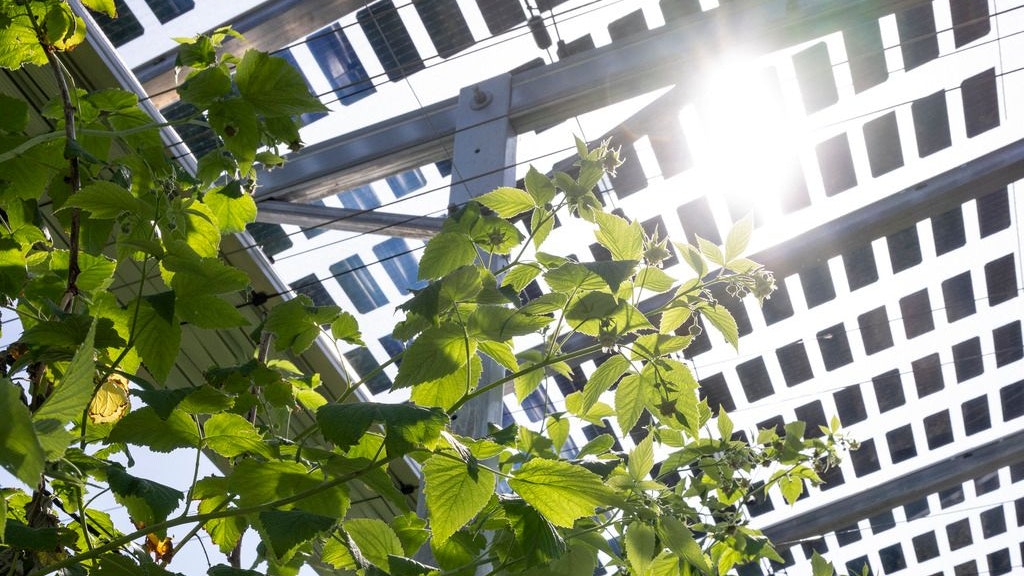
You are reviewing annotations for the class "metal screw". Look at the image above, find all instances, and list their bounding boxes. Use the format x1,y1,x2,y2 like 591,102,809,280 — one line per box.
470,86,492,110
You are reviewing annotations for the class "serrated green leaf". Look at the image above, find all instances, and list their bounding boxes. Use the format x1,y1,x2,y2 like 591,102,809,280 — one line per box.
236,51,328,116
431,530,486,571
410,354,482,410
477,187,535,218
391,513,429,557
702,304,739,350
175,294,248,328
508,459,618,528
106,464,184,527
580,355,629,413
501,263,541,293
32,320,95,426
615,374,645,433
502,497,566,566
259,509,335,561
478,340,518,372
62,181,140,219
205,181,256,234
208,97,258,170
630,334,692,360
594,212,643,261
419,232,477,281
531,208,555,249
178,66,232,109
331,311,364,345
628,434,654,480
422,455,495,543
524,166,556,206
203,413,273,458
724,216,753,263
625,522,656,576
635,266,674,293
674,242,707,278
208,565,264,576
108,407,200,452
49,251,116,295
659,516,710,573
810,552,835,576
659,306,691,335
695,236,724,266
81,0,117,18
317,402,447,457
229,460,349,517
469,306,552,342
0,93,28,133
344,518,404,570
321,532,359,570
546,415,570,453
131,292,180,382
265,296,339,354
717,410,734,439
394,324,475,388
0,379,45,487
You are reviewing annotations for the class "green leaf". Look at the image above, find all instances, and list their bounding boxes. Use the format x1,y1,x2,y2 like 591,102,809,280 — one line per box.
0,10,47,69
236,51,328,116
203,413,273,458
478,340,518,372
575,434,614,459
394,324,476,388
0,379,46,486
658,306,691,335
208,566,264,576
132,292,181,382
695,236,724,266
477,187,535,218
579,355,629,414
410,354,482,411
508,459,618,528
518,293,567,315
193,477,247,554
659,516,711,573
702,304,739,350
630,334,691,360
178,66,232,109
628,434,654,480
810,552,836,576
635,266,674,293
391,513,429,557
331,311,364,345
524,166,556,206
545,261,636,294
49,251,117,295
265,296,339,354
163,244,249,296
501,263,541,293
317,402,447,457
724,216,753,263
717,410,734,439
321,532,358,570
81,0,117,18
531,208,555,249
108,407,200,452
625,522,656,576
502,498,566,566
422,454,495,543
259,509,335,561
106,464,184,527
229,460,349,517
615,374,645,433
208,98,259,169
431,530,486,571
175,294,248,329
0,93,28,132
418,232,477,281
469,306,552,341
344,518,404,570
205,181,257,234
594,212,643,261
33,319,95,426
673,242,707,278
65,181,140,218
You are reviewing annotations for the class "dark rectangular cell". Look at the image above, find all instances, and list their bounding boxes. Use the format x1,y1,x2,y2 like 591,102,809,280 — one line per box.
835,523,861,545
864,111,904,177
793,42,839,113
736,357,773,402
878,543,906,573
358,0,425,82
290,275,335,307
816,133,857,196
942,272,976,322
588,242,611,262
93,0,145,47
801,538,828,558
745,482,774,517
924,410,954,449
904,498,929,520
659,0,702,21
818,323,853,371
844,18,888,93
556,34,594,58
976,472,1000,495
834,385,867,425
757,416,785,438
985,254,1018,306
896,3,939,71
946,518,973,550
885,424,916,463
344,348,392,395
794,401,827,438
475,0,526,34
844,244,878,290
761,280,794,325
872,369,905,412
912,90,951,157
931,208,966,255
553,366,586,396
913,353,944,397
1000,380,1024,420
953,337,983,382
940,486,965,508
648,121,692,178
850,438,880,476
845,556,872,576
681,316,711,358
977,188,1011,237
887,226,922,273
412,0,475,59
988,549,1012,576
610,139,647,198
912,531,939,562
951,0,991,47
536,0,570,11
962,395,991,435
900,289,934,339
962,68,1000,138
776,341,814,386
800,262,836,308
246,222,293,259
145,0,194,24
608,10,647,41
676,196,720,244
954,562,977,576
818,465,844,491
641,215,678,268
858,306,893,355
699,372,735,412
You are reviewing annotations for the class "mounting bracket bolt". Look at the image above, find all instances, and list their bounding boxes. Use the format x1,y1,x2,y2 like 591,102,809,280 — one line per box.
470,86,492,110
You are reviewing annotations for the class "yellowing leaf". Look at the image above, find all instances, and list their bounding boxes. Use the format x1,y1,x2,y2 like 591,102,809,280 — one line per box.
88,374,131,424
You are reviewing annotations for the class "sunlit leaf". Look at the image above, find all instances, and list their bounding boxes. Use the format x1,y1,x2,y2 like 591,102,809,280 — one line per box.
422,455,495,543
508,459,619,528
477,187,535,218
